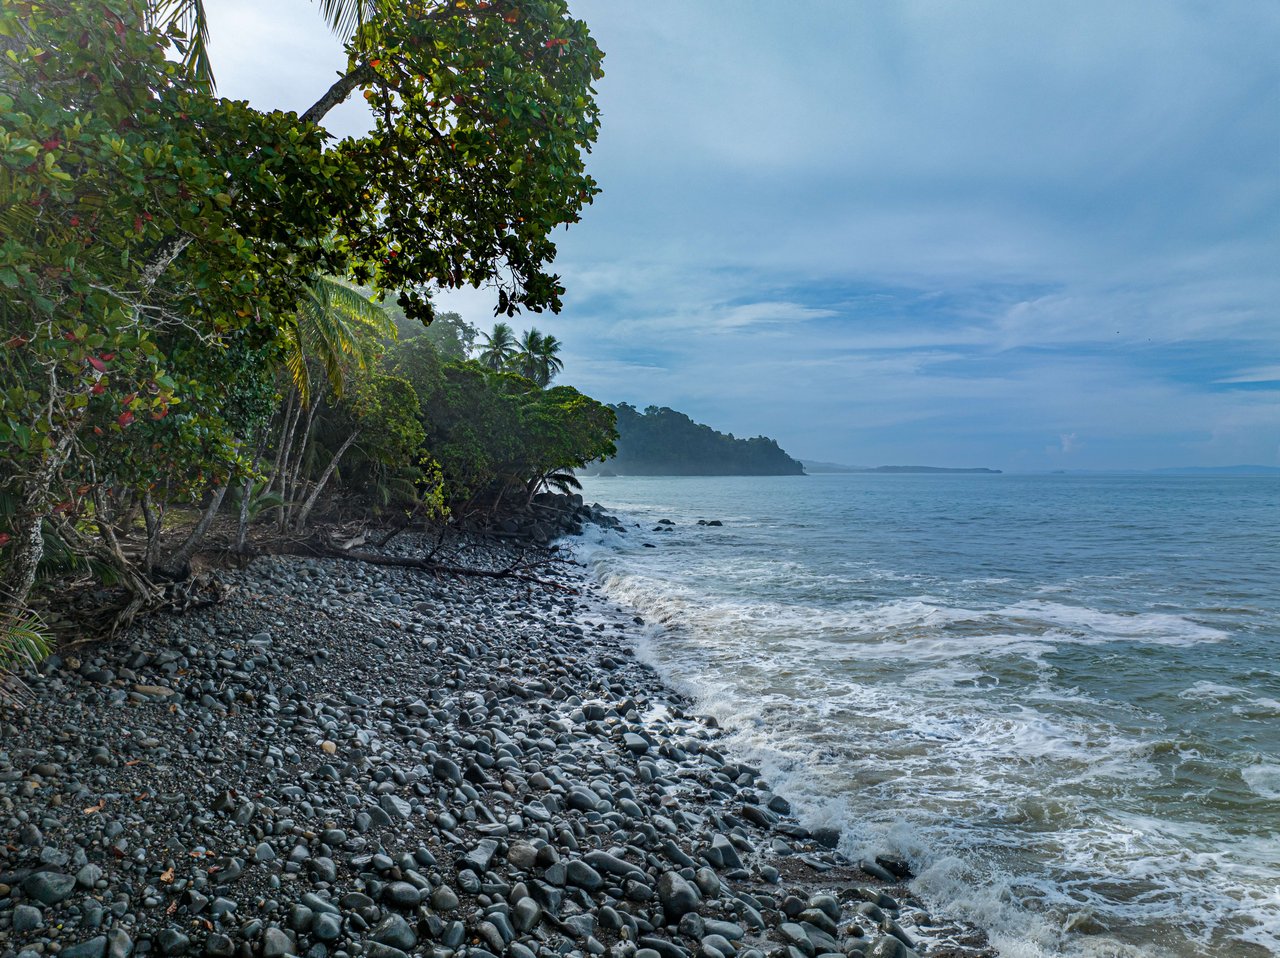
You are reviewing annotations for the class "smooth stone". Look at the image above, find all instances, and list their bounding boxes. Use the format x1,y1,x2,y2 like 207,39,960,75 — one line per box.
383,882,421,908
312,913,342,942
657,871,699,921
22,871,77,905
13,904,44,932
61,937,108,958
372,915,417,951
157,929,192,957
204,936,235,958
430,886,459,911
566,860,604,891
262,928,295,957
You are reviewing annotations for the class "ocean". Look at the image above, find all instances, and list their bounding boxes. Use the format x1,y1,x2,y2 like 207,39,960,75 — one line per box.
568,473,1280,958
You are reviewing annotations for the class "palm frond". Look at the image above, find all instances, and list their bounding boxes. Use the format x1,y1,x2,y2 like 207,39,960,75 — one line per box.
313,0,383,45
150,0,216,90
0,606,51,708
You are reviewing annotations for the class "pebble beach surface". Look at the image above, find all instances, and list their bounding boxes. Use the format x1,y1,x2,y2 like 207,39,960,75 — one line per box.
0,531,994,958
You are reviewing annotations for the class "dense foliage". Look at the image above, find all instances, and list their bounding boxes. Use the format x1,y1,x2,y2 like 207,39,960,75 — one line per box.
600,404,805,476
0,0,610,624
385,336,615,518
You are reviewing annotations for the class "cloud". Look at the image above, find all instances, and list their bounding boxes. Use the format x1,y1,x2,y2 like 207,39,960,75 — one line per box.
1217,365,1280,384
209,0,1280,469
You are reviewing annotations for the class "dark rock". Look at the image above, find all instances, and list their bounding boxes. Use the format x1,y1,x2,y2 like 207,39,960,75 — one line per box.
61,937,108,958
262,927,295,957
371,915,417,951
156,928,192,957
657,871,699,921
22,871,77,905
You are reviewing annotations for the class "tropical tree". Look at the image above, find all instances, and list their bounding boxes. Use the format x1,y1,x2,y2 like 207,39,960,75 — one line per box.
537,332,566,387
287,277,394,405
478,322,518,371
514,328,545,383
1,0,604,621
512,328,565,387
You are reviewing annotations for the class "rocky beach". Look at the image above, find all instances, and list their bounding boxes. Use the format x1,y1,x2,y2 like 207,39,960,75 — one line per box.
0,526,994,958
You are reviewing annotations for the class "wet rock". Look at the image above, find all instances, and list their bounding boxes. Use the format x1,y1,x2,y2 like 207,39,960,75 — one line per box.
13,904,44,932
23,871,77,905
658,871,699,921
372,914,417,951
61,937,108,958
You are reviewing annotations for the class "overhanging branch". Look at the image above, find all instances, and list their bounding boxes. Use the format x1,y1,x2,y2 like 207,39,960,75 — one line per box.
302,62,377,126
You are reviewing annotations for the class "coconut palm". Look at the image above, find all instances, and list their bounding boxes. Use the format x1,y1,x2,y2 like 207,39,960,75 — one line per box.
536,332,565,387
513,328,564,387
512,328,544,382
286,276,394,405
478,322,518,371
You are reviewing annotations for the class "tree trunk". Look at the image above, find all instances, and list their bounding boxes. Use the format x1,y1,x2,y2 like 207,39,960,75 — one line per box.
293,428,360,533
266,391,301,498
0,425,77,615
141,490,164,574
283,401,319,528
161,485,228,579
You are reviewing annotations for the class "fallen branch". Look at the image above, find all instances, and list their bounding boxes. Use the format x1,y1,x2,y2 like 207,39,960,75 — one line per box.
280,541,577,593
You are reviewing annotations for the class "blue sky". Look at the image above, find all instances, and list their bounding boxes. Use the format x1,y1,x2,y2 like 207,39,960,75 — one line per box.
210,1,1280,469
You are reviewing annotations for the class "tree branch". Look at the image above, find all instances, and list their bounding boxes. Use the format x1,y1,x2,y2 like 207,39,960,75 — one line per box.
302,62,377,126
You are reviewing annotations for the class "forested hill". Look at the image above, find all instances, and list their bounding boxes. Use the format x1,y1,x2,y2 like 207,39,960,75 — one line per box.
595,404,805,476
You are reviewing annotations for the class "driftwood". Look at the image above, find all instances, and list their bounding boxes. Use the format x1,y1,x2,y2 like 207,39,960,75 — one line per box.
278,539,577,593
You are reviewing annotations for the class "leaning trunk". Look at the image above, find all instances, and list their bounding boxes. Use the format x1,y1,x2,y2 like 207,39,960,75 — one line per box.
293,428,360,533
161,485,228,579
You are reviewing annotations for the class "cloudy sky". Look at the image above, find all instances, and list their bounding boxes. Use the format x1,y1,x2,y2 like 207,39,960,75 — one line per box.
209,1,1280,470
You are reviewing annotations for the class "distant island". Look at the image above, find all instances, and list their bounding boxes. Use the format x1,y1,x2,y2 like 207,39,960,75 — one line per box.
586,404,805,476
801,460,1002,474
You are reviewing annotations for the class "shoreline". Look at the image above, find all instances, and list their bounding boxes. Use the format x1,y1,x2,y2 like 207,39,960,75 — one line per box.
0,528,994,958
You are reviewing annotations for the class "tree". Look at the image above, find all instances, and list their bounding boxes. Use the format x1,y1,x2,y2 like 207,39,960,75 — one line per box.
478,322,518,371
536,332,565,387
1,0,605,614
0,1,360,610
288,277,395,405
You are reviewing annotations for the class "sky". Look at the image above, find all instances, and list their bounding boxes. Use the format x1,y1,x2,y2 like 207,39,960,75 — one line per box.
207,1,1280,470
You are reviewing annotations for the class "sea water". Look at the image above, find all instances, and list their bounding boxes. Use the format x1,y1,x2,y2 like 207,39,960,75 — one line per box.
569,473,1280,957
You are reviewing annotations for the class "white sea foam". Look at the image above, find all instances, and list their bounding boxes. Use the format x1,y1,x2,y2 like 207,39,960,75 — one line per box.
565,505,1280,958
1242,762,1280,800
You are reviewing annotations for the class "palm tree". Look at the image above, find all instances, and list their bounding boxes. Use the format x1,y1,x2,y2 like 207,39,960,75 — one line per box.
478,322,518,371
536,332,565,387
286,276,394,405
267,277,393,531
513,327,545,383
513,328,564,387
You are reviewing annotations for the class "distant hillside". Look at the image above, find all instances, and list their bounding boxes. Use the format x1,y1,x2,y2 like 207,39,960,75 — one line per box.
592,404,804,476
800,460,1002,475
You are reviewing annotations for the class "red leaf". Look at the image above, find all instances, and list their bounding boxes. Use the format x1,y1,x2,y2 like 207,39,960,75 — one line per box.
117,410,134,427
0,533,11,548
91,383,106,395
101,352,115,360
87,356,106,372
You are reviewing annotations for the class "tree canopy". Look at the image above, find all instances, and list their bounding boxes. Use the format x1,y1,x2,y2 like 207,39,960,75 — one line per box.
0,0,609,620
